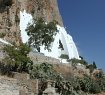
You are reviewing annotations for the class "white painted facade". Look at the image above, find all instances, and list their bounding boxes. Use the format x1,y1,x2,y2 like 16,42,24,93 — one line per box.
20,10,80,62
20,10,32,43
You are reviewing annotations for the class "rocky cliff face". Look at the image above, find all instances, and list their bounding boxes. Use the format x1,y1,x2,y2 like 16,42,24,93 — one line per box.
0,0,63,44
19,0,63,26
0,0,21,45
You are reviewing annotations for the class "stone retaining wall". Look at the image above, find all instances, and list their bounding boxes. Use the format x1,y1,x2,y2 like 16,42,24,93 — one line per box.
0,73,38,95
0,76,19,95
29,52,60,64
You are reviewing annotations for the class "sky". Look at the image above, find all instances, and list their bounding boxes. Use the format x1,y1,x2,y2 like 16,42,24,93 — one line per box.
58,0,105,71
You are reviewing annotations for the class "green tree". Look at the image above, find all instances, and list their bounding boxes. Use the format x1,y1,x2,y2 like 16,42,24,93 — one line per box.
93,61,97,69
60,54,69,59
2,43,32,73
86,62,97,73
58,40,64,50
26,18,58,52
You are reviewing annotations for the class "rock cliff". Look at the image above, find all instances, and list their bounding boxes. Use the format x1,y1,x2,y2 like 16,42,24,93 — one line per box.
0,0,20,45
0,0,63,44
19,0,63,26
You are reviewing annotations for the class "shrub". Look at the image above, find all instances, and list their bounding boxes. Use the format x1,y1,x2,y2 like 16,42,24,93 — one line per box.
55,74,105,95
0,62,13,77
30,63,60,81
0,33,6,38
60,54,69,59
68,58,88,66
2,43,32,73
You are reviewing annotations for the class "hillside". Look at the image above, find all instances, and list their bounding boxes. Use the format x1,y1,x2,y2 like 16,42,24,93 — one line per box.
0,0,105,95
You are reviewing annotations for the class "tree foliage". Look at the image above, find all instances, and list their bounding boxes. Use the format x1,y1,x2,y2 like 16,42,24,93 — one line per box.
29,62,105,95
2,43,32,73
68,58,88,67
26,18,58,52
0,33,6,38
30,63,61,81
58,40,64,50
55,74,105,95
60,54,69,59
86,62,97,73
93,61,97,69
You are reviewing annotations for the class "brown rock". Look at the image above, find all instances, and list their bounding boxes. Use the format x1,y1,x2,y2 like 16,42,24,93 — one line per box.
0,0,63,45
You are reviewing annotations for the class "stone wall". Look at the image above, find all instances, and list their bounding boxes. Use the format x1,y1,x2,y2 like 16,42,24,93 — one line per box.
29,52,90,78
0,77,19,95
29,52,60,64
0,73,38,95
